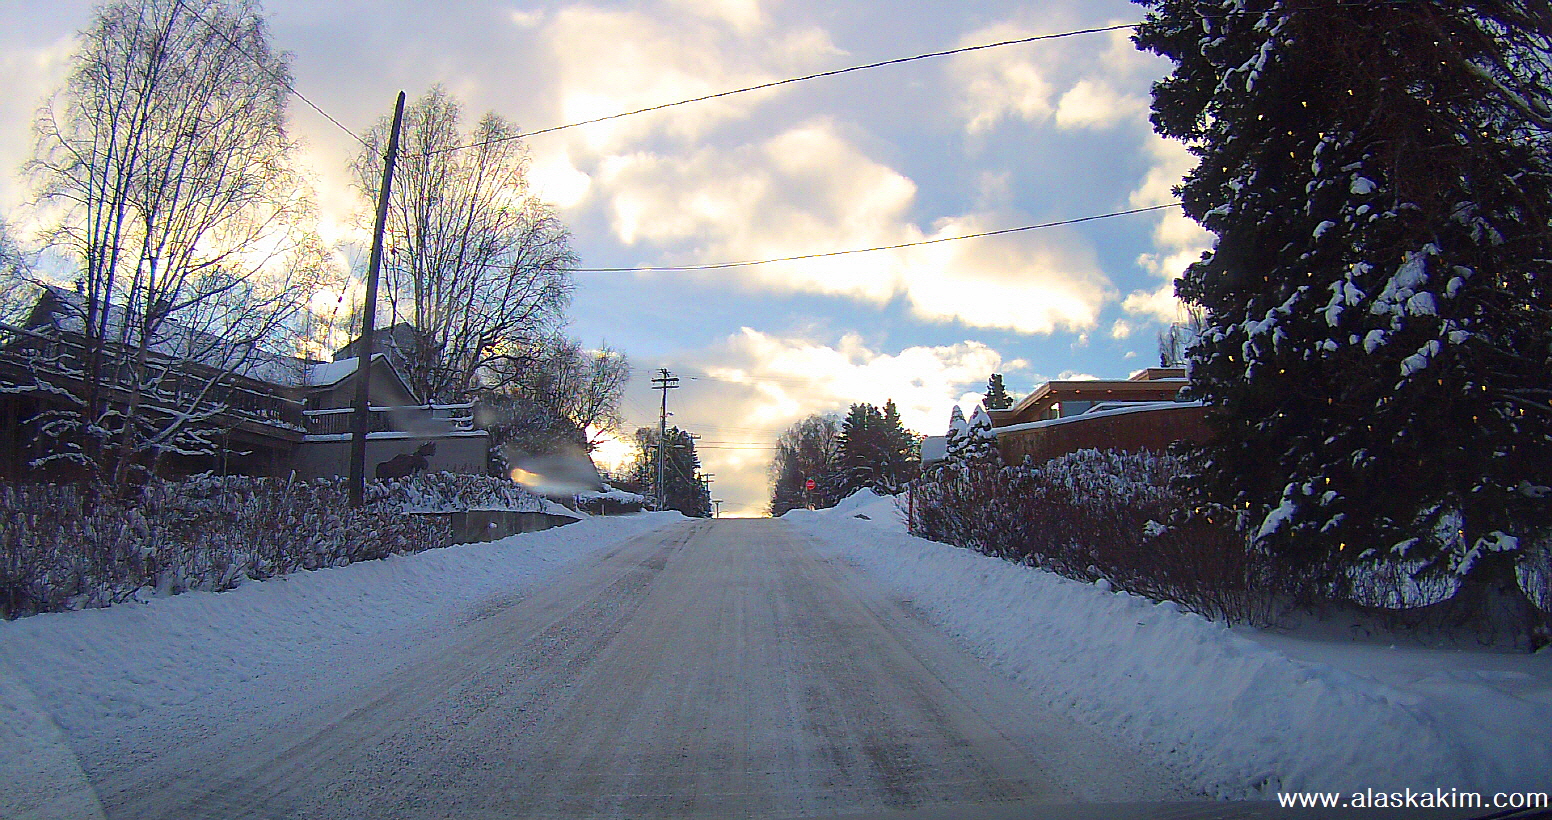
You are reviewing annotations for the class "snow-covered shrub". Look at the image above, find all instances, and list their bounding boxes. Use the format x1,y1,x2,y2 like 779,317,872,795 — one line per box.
907,448,1552,634
908,448,1274,624
0,476,450,619
574,485,644,515
385,471,547,513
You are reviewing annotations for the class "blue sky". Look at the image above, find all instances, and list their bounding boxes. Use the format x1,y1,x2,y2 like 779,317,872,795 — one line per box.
0,0,1210,514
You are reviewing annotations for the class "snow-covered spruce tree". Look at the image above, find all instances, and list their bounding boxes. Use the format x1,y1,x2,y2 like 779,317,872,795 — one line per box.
961,405,1001,466
943,405,969,466
1135,2,1552,592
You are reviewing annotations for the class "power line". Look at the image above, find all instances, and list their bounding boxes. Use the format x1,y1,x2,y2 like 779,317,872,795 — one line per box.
409,23,1137,158
572,203,1178,273
171,0,368,148
168,2,1415,161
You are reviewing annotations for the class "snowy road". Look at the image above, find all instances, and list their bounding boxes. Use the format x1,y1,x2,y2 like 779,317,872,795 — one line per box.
78,518,1183,819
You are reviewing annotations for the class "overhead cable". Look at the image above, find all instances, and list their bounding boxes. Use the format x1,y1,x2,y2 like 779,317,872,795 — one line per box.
408,23,1137,157
171,0,369,148
571,203,1179,273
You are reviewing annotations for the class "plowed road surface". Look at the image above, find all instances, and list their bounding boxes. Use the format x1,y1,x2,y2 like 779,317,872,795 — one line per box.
94,519,1185,818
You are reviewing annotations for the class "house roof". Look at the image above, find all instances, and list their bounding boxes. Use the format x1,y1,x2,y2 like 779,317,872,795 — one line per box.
304,357,362,387
24,284,309,387
303,352,420,405
994,368,1188,427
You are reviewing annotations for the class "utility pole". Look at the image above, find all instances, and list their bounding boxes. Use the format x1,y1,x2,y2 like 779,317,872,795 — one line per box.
700,472,714,517
712,499,723,518
349,91,406,508
651,368,679,511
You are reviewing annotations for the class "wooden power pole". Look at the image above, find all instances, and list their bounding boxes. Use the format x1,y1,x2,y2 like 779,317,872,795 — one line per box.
349,91,406,508
650,368,679,511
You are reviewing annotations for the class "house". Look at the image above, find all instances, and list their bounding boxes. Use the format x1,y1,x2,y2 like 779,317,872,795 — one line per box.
290,350,491,481
0,285,490,481
0,286,306,478
992,368,1211,465
920,367,1212,468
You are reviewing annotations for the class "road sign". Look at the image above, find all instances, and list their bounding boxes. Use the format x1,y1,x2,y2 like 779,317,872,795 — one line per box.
805,478,816,492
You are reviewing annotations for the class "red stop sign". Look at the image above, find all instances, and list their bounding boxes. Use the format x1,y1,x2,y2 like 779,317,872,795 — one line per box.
804,478,816,492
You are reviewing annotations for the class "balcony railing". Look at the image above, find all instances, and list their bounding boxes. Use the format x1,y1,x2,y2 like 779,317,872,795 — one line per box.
0,323,304,431
302,403,476,437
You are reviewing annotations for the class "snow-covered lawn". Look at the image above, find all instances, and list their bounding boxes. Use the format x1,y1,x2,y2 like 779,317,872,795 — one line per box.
0,512,682,820
787,490,1552,799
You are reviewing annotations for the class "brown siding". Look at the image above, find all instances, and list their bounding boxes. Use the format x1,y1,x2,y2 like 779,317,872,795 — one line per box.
996,404,1212,466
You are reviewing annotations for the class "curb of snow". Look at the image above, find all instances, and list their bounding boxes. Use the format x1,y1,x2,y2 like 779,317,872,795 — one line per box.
787,501,1549,798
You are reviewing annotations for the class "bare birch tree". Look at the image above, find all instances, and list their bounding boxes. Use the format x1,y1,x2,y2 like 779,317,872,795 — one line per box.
353,86,575,404
0,218,35,325
27,0,324,484
477,337,630,471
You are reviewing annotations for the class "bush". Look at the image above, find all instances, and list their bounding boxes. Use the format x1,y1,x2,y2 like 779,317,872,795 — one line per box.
906,449,1275,625
0,473,522,619
574,485,645,515
907,449,1552,638
388,471,549,512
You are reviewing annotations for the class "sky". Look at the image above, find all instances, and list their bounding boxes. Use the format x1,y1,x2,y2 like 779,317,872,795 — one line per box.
0,0,1211,516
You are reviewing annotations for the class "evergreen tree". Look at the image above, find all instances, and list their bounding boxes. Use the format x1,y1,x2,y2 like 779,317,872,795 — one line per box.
943,405,969,466
1136,2,1552,585
629,425,710,517
961,405,1001,465
880,399,921,491
984,374,1014,410
837,402,887,496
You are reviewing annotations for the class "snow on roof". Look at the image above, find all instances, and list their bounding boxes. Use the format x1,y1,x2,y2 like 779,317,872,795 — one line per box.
995,400,1204,435
305,357,363,387
920,435,947,464
30,284,307,386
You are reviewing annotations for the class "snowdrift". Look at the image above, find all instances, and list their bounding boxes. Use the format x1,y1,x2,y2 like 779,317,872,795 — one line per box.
787,491,1552,798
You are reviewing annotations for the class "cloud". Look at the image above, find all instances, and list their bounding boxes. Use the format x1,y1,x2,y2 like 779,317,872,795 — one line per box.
0,36,75,218
539,5,837,153
507,9,545,28
1054,79,1147,129
664,0,766,33
527,149,592,210
957,44,1054,134
595,119,1112,333
661,327,1019,515
1123,134,1213,322
950,21,1159,135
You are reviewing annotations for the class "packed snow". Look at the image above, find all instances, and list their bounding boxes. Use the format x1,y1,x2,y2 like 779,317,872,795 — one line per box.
0,512,682,819
786,490,1552,799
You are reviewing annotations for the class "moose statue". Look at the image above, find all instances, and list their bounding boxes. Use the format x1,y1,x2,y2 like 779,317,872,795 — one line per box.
375,442,436,481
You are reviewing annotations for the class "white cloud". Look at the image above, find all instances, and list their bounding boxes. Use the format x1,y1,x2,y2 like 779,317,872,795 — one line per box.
958,48,1054,134
664,0,766,33
540,6,837,153
527,149,592,210
1054,79,1147,129
1124,134,1213,323
949,20,1160,135
0,37,75,218
662,327,1017,515
904,213,1112,333
507,9,545,28
595,119,1111,334
702,327,1008,432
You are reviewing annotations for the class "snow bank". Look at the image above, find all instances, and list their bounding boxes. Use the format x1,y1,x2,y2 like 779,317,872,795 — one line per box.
787,495,1552,798
824,487,903,520
0,513,680,818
